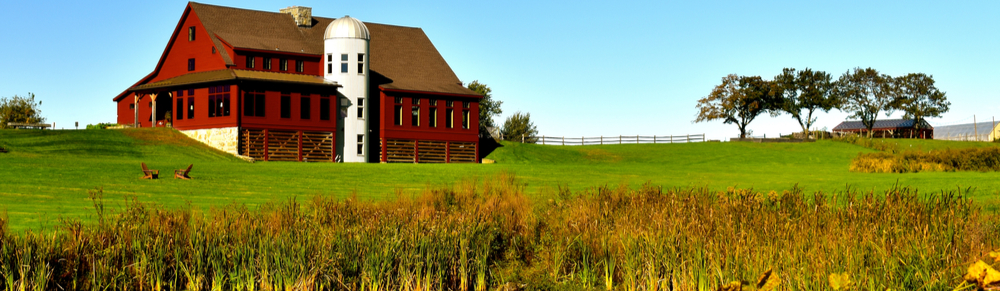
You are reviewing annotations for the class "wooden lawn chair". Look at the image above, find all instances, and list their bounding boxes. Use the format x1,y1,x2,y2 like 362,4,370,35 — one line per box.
141,163,159,179
174,164,193,180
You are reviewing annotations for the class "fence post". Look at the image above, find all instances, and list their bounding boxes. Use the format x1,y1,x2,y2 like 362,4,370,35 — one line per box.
542,135,545,145
636,135,639,144
654,135,657,144
582,136,584,146
619,135,622,144
600,136,603,145
562,136,565,146
687,134,690,143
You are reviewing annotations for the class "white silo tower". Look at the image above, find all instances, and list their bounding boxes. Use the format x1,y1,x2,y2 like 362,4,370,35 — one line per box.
324,16,370,163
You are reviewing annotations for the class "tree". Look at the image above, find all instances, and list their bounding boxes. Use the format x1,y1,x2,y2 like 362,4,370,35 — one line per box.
467,80,503,129
774,68,837,138
695,74,781,138
895,73,949,131
500,111,538,143
834,67,898,137
0,93,45,129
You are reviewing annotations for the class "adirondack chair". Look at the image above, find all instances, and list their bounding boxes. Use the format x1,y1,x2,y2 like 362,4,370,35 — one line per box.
141,163,159,179
174,164,193,180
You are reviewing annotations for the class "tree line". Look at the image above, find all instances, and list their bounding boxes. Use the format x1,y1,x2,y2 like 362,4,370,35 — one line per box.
695,67,950,138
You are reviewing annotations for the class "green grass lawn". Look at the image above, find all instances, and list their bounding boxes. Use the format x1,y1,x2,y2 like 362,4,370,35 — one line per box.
2,128,999,231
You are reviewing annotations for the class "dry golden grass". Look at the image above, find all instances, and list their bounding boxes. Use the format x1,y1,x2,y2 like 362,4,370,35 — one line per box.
1,173,999,290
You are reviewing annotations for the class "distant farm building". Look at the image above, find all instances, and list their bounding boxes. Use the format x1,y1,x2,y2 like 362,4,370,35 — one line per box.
933,121,1000,141
832,119,933,139
113,2,482,163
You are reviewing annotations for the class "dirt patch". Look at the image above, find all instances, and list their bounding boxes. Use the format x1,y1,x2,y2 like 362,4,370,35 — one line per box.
579,148,621,163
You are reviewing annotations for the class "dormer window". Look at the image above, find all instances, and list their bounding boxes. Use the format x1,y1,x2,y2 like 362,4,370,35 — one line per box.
246,55,255,69
263,58,271,70
296,60,304,73
280,59,288,71
188,26,195,41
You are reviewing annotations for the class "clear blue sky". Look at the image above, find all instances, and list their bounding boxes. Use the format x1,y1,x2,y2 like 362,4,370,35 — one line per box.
2,1,997,140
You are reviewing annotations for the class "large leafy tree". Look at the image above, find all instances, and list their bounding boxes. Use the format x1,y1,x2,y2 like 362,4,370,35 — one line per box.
834,67,898,137
895,73,949,130
0,93,45,129
695,74,780,138
774,68,837,138
500,111,538,143
466,80,502,129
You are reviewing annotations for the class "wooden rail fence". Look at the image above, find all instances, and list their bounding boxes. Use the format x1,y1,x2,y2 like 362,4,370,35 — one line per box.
536,134,706,145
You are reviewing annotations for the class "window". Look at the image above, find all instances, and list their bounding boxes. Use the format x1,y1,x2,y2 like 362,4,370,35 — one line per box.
394,97,403,126
211,47,216,54
263,58,271,70
129,103,135,110
176,98,184,120
429,108,437,127
280,92,291,118
279,59,288,71
188,89,194,96
246,55,255,69
188,58,195,71
411,107,420,126
243,90,265,117
357,134,364,155
357,53,365,74
296,60,304,73
447,100,454,107
188,26,195,41
187,97,194,119
341,54,348,73
447,109,454,129
357,98,364,118
327,53,333,74
411,98,420,126
463,110,470,129
463,101,471,109
176,90,184,97
300,95,311,119
208,85,230,117
320,98,330,120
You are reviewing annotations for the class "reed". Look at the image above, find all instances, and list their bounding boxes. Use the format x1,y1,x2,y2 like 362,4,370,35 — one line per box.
1,173,998,290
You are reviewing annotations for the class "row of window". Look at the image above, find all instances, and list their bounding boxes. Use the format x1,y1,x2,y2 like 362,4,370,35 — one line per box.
393,97,471,129
245,56,305,73
327,53,365,74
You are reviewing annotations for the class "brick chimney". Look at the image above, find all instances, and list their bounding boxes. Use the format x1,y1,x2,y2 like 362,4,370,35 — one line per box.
280,6,313,27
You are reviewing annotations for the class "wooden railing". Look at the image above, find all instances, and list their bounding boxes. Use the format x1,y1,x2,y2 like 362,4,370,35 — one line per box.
535,134,706,145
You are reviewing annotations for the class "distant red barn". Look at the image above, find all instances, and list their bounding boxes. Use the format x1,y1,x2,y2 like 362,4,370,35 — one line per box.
832,119,933,139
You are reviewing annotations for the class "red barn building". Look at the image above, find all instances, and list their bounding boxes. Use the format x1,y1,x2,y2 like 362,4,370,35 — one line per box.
113,2,482,163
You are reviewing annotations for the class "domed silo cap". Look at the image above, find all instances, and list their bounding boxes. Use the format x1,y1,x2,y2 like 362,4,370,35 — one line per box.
324,15,370,40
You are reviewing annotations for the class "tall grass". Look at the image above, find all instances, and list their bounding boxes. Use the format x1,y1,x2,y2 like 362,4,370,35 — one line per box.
1,174,998,290
851,147,1000,173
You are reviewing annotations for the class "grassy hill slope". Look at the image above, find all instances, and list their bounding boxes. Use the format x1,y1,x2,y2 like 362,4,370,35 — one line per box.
1,129,998,231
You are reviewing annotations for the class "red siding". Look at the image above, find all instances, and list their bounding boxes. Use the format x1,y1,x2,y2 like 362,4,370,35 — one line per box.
238,90,338,132
234,50,322,76
379,90,479,143
149,8,227,83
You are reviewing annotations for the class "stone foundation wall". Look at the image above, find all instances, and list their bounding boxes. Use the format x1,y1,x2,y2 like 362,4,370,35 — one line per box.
180,127,240,156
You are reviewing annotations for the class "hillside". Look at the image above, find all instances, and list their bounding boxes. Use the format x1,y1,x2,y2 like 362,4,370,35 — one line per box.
1,129,999,231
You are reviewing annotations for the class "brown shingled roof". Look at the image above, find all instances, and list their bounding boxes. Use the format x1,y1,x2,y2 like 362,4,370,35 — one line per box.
129,69,340,92
188,2,479,97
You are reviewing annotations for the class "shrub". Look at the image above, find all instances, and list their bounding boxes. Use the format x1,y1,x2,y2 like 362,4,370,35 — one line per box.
86,123,117,130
